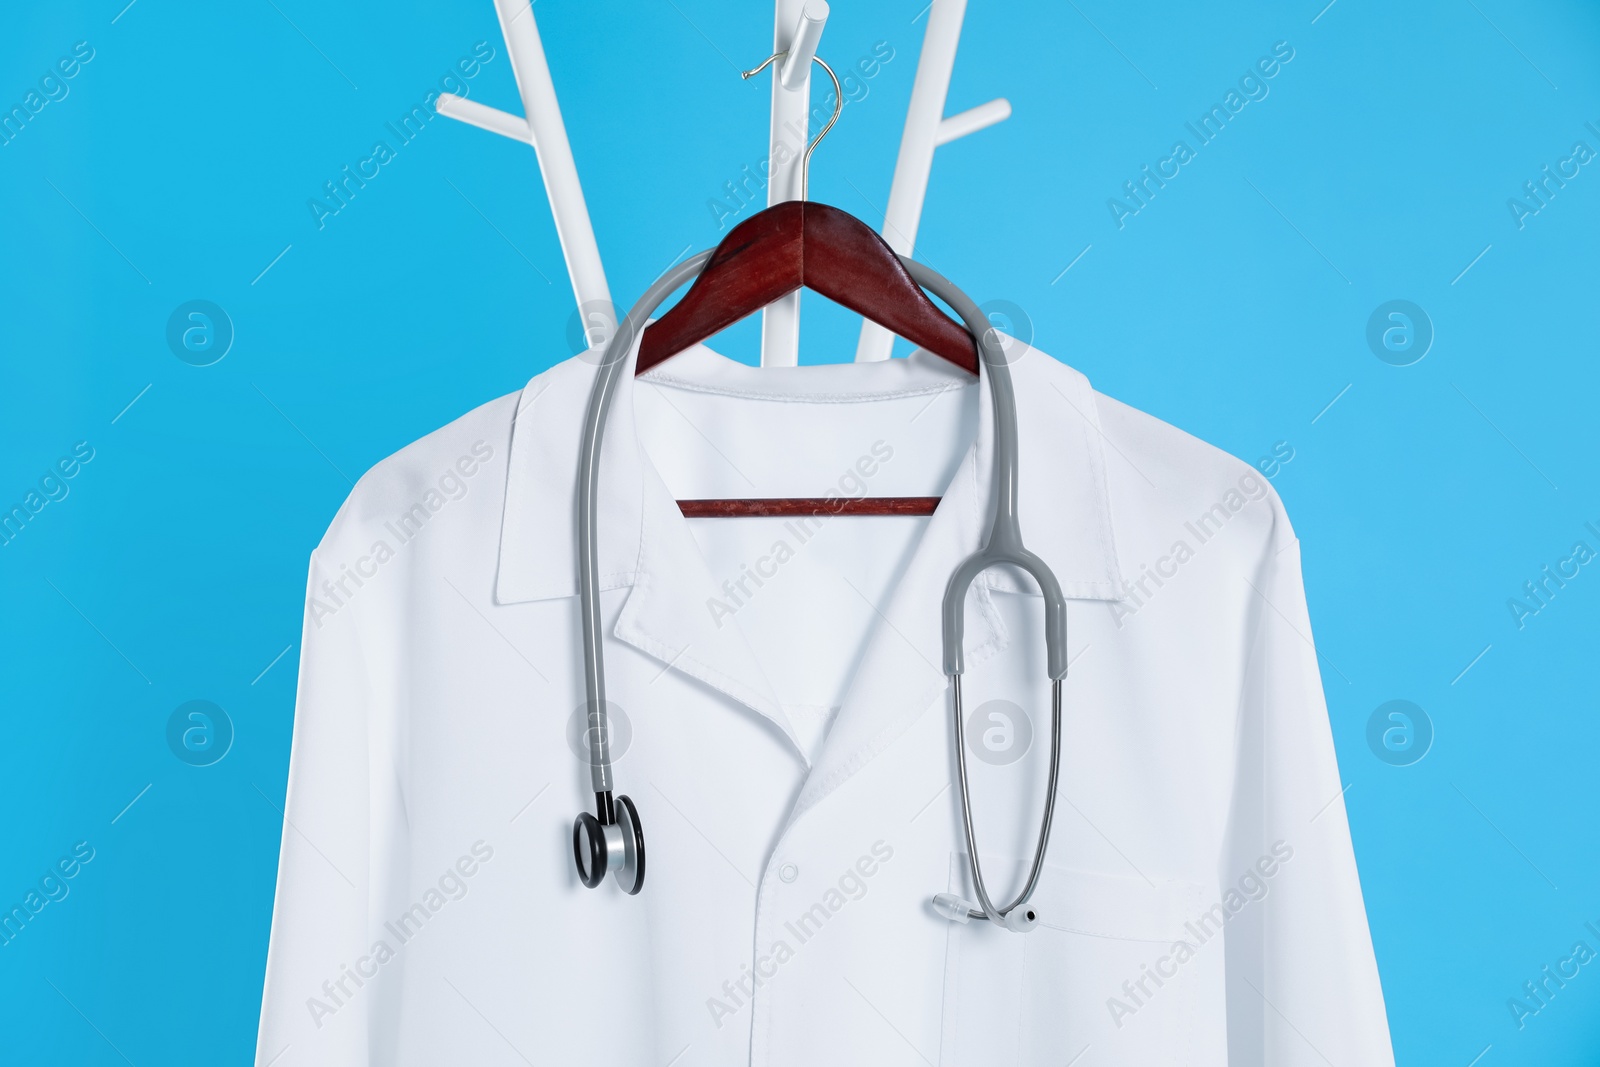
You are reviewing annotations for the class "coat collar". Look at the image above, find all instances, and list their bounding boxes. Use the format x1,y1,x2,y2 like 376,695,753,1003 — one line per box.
493,337,1124,789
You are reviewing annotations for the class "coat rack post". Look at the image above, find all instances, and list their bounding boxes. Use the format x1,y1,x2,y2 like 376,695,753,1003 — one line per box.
495,0,611,341
759,0,829,367
854,0,1009,363
438,1,613,350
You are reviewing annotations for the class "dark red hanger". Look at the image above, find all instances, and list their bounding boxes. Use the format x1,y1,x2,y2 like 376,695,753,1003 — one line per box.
639,200,978,518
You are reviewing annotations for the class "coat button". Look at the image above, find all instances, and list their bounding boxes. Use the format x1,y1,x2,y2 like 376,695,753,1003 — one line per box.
779,863,799,883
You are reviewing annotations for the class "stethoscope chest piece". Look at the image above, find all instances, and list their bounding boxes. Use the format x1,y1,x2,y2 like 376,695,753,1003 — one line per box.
573,793,645,895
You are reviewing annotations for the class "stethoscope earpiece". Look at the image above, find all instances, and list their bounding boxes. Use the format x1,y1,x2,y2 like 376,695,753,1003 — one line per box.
932,893,975,924
932,892,1041,933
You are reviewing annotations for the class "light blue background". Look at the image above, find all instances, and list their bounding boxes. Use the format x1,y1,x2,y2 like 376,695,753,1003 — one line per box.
2,0,1597,1063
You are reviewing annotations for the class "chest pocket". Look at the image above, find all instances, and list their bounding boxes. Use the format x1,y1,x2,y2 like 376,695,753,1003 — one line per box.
937,854,1211,1066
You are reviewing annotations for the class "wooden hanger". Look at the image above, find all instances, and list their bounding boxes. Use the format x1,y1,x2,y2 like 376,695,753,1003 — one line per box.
638,200,977,518
639,200,977,375
634,50,980,519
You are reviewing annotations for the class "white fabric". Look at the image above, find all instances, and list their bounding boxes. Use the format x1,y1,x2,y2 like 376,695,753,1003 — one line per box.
256,339,1392,1066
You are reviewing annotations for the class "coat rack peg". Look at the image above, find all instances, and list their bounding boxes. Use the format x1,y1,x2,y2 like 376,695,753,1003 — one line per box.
936,97,1011,146
436,94,533,145
779,1,829,91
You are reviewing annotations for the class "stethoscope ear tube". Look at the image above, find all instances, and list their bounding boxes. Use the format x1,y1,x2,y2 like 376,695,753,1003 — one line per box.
899,258,1068,933
945,676,1064,930
893,258,1071,682
941,550,1069,680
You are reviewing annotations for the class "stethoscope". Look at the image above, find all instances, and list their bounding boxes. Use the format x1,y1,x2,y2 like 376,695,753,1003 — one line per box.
570,251,1069,934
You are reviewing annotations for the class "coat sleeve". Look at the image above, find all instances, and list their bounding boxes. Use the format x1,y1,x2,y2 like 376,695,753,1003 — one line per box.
256,548,386,1065
1223,534,1393,1065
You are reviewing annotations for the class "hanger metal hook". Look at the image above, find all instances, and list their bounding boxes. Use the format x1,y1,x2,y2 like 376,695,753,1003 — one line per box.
742,51,843,202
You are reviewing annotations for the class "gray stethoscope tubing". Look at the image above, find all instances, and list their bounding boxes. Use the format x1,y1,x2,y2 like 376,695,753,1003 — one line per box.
571,251,716,894
573,252,1069,925
904,258,1069,929
577,251,715,794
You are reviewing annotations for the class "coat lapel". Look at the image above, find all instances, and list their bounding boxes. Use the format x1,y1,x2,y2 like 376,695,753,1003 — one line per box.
492,335,1126,792
613,465,803,755
493,340,801,757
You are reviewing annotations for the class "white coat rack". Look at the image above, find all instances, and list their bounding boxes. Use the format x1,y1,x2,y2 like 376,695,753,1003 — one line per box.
437,0,1008,367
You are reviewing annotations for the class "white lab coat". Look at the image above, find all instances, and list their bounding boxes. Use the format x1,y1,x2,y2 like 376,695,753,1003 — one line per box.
256,339,1392,1066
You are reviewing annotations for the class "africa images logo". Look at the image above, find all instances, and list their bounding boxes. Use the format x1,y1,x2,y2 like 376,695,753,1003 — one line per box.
966,699,1032,766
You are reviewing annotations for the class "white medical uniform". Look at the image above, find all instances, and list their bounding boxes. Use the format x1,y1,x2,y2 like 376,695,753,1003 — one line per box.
255,340,1392,1065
